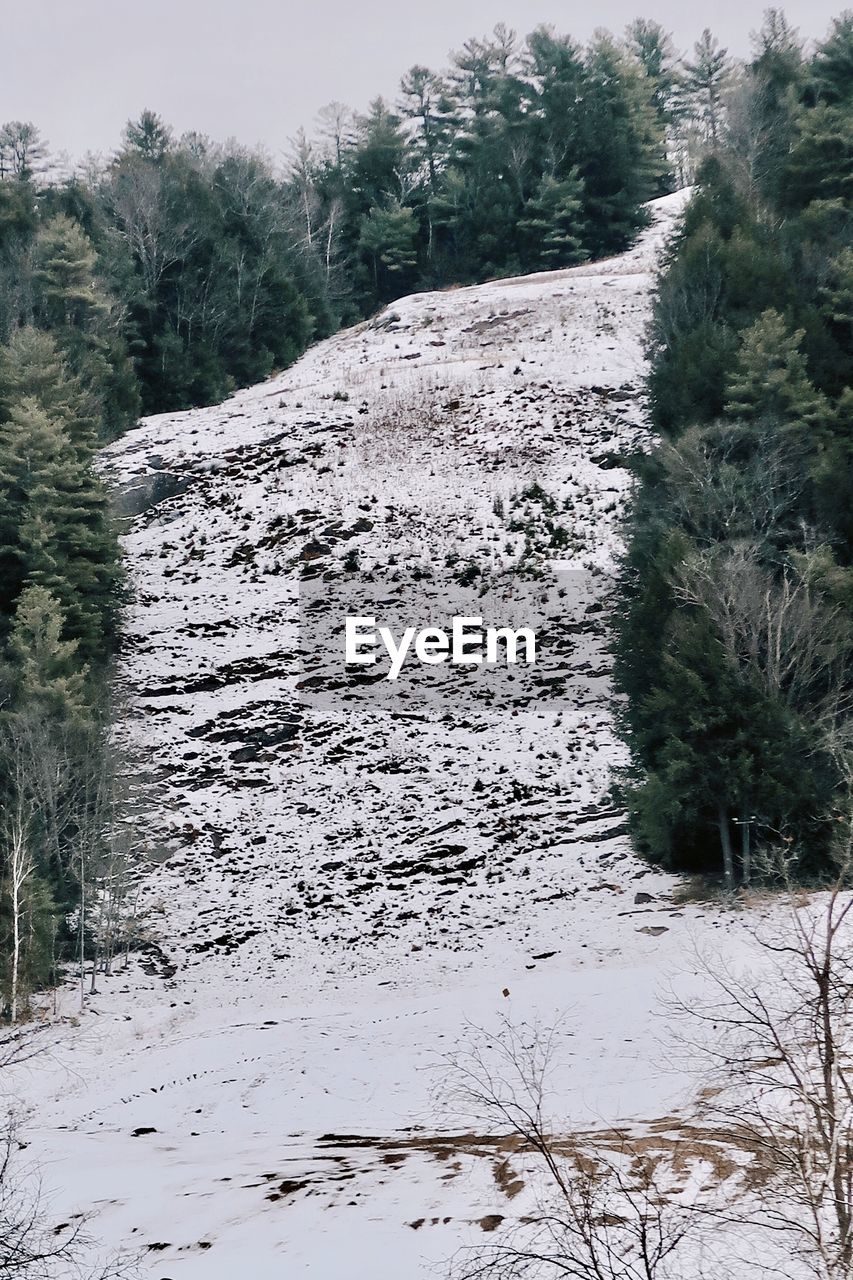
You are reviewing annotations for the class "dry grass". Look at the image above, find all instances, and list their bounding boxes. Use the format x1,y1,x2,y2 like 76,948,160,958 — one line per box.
312,1117,769,1191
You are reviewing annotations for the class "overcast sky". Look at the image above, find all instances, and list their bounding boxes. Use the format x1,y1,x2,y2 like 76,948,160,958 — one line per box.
5,0,844,165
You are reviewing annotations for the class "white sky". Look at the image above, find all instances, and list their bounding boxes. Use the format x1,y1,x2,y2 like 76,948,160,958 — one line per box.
5,0,845,164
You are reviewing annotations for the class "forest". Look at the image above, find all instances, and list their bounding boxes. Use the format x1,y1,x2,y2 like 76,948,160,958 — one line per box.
614,10,853,889
0,8,850,1016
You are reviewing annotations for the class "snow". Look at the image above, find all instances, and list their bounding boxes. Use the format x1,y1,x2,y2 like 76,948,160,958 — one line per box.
3,190,777,1277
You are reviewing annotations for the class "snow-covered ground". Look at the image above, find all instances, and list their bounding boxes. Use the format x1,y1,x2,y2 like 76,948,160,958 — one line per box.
3,191,775,1278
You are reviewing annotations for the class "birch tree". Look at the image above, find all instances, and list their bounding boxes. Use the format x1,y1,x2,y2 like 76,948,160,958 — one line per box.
0,735,34,1025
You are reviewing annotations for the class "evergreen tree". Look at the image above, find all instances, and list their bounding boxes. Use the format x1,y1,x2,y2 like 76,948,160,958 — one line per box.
823,246,853,332
783,102,853,209
578,33,668,253
725,308,828,428
682,29,732,144
751,8,803,85
32,214,106,331
525,26,587,180
399,66,454,196
6,586,89,720
442,26,531,275
745,11,804,203
399,65,456,273
0,327,97,452
121,109,173,161
626,18,681,132
348,99,410,213
358,203,419,300
0,121,47,182
519,171,588,269
0,397,118,657
618,14,853,886
810,12,853,105
626,601,825,883
29,214,139,438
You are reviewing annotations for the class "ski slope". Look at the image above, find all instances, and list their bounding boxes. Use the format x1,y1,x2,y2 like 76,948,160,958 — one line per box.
4,190,771,1278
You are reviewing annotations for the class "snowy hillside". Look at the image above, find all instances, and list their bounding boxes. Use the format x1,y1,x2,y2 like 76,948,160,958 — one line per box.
5,190,766,1279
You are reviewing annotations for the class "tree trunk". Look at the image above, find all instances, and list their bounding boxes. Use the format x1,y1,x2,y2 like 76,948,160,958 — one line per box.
10,873,20,1025
718,805,736,891
8,814,30,1025
741,813,751,888
79,871,86,1014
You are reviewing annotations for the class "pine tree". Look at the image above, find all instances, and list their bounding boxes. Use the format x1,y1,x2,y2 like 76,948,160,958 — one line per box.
442,26,531,275
783,102,853,209
399,66,454,196
399,65,456,270
349,99,410,211
31,216,139,438
121,109,173,161
579,33,667,254
628,603,821,885
358,203,419,300
0,397,119,656
524,26,586,180
751,8,803,85
625,19,680,130
7,585,88,720
519,171,588,269
742,10,804,204
450,25,522,119
618,14,853,890
0,120,47,181
810,12,853,106
725,308,829,428
682,29,732,145
33,214,107,332
0,327,97,453
822,247,853,331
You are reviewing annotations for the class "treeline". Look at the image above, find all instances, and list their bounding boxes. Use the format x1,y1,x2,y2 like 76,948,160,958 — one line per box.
615,11,853,886
291,20,746,312
0,240,139,1016
291,22,675,311
0,119,330,417
1,18,741,420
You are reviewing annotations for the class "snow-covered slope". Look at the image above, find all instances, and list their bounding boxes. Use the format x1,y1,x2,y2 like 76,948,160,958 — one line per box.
6,191,767,1279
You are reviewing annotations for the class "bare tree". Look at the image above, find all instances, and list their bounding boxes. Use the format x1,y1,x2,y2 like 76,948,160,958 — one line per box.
673,544,853,737
106,157,194,297
657,422,850,888
442,1018,700,1280
70,727,150,1010
284,141,347,299
660,423,810,550
0,737,35,1025
316,102,354,169
288,131,321,249
678,821,853,1279
0,1115,133,1278
0,717,77,1024
721,72,775,209
9,719,77,903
